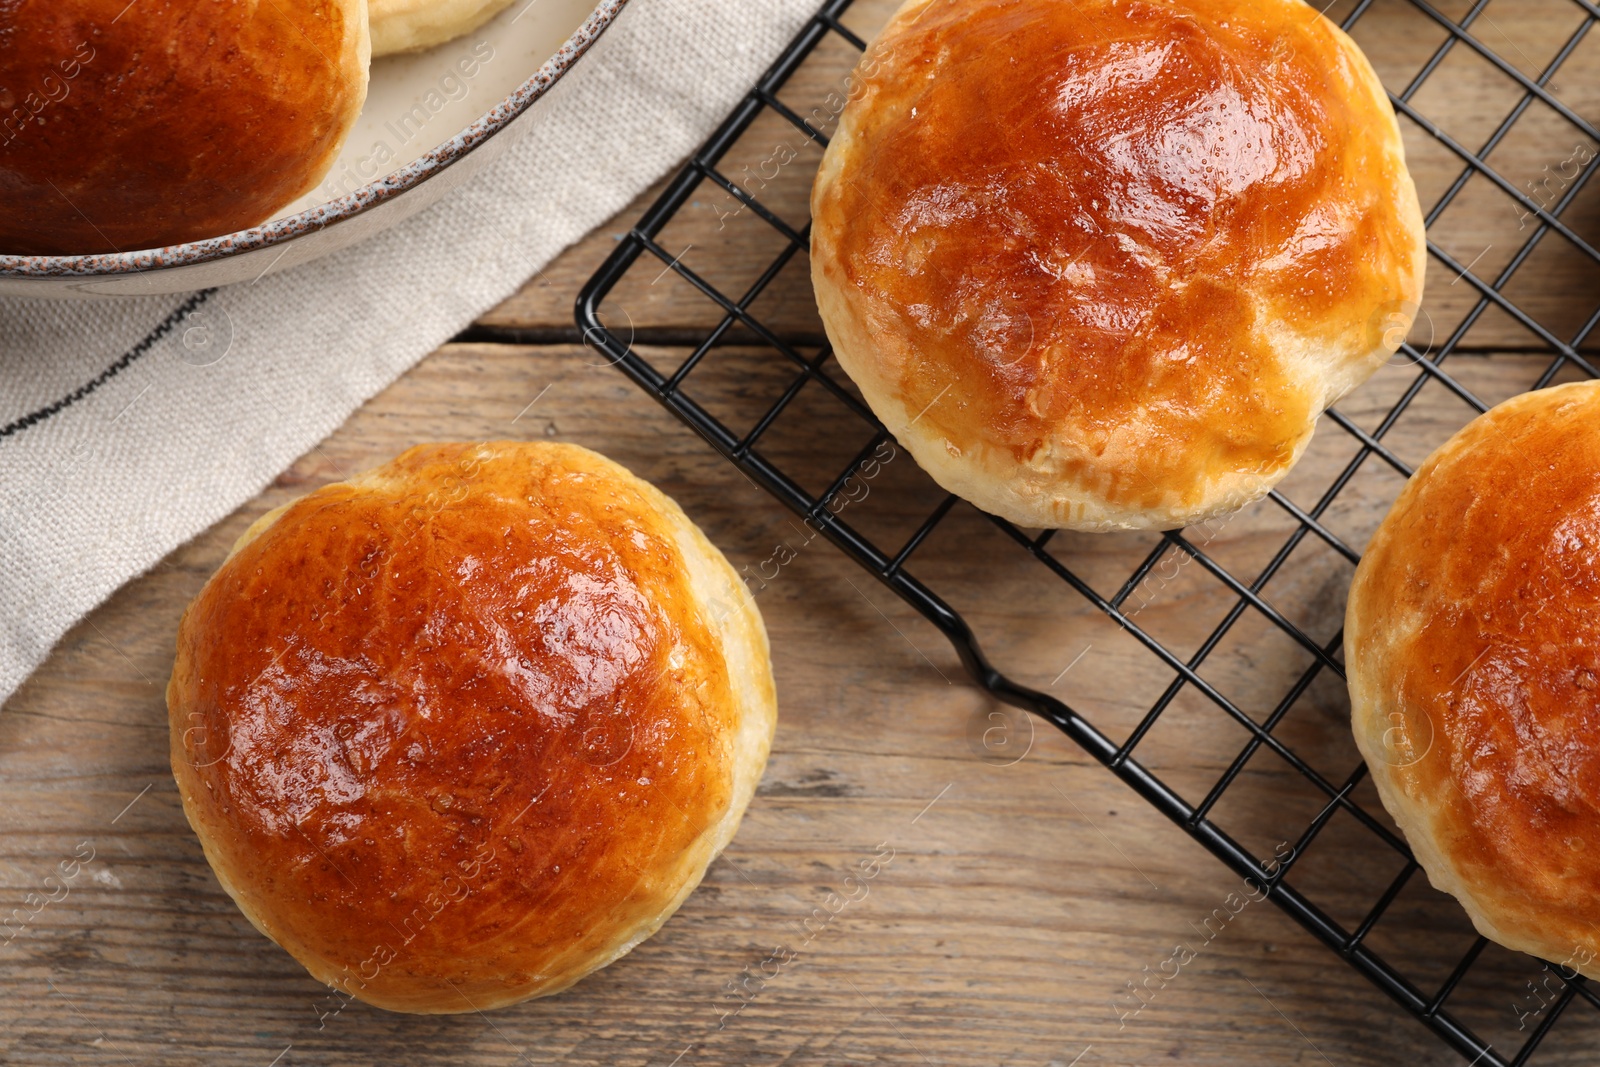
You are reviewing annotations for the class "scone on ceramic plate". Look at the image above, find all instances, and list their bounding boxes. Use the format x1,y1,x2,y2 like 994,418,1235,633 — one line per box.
370,0,521,54
0,0,369,255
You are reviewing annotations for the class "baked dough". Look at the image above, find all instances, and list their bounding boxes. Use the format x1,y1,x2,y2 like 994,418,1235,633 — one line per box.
0,0,369,255
167,442,776,1012
1348,382,1600,975
811,0,1427,531
370,0,519,55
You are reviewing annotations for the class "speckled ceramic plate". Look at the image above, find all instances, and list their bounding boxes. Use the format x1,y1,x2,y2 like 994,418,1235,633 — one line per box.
0,0,628,299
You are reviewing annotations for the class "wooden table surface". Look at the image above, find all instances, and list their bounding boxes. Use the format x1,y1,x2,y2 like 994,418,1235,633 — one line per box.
5,1,1600,1064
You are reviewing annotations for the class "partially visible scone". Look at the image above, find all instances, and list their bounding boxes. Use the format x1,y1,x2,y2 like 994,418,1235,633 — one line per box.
811,0,1427,531
370,0,518,55
0,0,369,254
1348,382,1600,976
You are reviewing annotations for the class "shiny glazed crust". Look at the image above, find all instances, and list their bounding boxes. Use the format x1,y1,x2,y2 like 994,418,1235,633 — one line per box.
167,442,776,1012
370,0,519,55
0,0,369,255
1348,382,1600,974
811,0,1427,531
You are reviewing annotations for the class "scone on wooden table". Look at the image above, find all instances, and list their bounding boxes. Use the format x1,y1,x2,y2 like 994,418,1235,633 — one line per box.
167,441,776,1012
811,0,1427,531
369,0,519,55
1348,381,1600,976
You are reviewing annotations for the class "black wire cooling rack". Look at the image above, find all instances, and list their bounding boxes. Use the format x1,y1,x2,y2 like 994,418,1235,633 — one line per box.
576,1,1600,1062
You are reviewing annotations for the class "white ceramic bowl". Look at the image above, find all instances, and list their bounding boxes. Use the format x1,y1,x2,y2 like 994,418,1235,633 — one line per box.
0,0,627,299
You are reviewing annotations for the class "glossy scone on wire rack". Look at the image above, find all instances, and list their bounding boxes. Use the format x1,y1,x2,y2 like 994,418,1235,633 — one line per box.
811,0,1427,531
167,442,776,1012
1348,381,1600,975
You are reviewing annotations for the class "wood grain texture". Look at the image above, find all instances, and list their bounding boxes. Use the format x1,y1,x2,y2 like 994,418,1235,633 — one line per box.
5,1,1600,1064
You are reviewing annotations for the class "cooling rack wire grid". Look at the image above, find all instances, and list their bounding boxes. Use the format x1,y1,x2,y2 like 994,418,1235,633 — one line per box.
577,2,1600,1062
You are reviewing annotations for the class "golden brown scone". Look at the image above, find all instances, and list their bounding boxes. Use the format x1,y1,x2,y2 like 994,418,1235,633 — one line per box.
1348,382,1600,975
370,0,517,55
0,0,369,255
811,0,1427,531
167,442,776,1013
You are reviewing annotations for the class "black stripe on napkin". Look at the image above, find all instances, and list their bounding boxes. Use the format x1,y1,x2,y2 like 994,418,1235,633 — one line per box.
0,289,215,441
